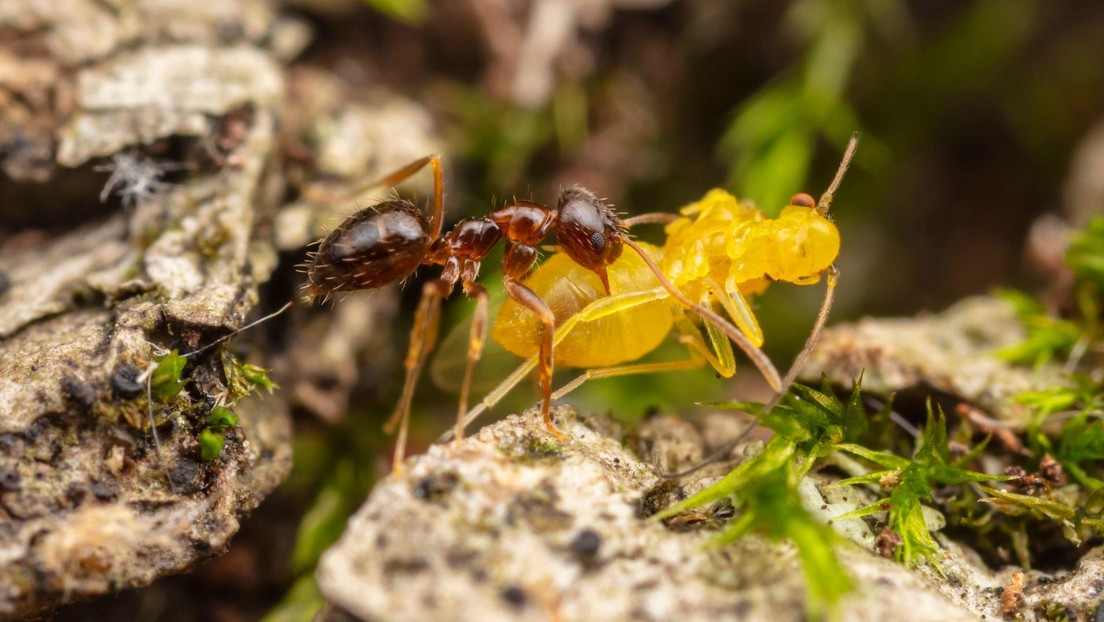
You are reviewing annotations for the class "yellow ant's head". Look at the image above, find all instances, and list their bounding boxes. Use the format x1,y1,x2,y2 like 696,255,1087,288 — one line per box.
661,189,840,297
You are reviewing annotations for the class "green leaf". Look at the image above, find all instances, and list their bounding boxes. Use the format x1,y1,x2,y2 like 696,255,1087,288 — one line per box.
829,470,898,489
717,468,853,615
198,428,225,460
151,350,188,400
651,435,796,521
889,464,942,569
836,443,910,469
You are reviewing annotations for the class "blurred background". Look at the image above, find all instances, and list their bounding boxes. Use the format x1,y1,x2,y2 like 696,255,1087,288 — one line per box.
49,0,1104,619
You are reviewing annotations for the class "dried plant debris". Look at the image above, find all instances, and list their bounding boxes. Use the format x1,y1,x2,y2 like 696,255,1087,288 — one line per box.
318,407,1086,622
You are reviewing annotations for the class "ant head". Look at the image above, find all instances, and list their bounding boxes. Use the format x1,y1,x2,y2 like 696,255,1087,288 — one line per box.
303,199,431,301
554,187,626,294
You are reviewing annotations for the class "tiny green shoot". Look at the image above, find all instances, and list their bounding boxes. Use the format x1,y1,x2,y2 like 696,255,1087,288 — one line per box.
151,350,188,400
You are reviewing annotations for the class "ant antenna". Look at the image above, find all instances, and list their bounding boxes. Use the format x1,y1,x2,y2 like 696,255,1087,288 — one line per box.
818,132,860,214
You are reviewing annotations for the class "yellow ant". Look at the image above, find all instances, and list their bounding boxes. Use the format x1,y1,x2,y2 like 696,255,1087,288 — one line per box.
447,134,859,440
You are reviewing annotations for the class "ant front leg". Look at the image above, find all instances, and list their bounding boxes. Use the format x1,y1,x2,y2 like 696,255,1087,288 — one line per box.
386,278,449,476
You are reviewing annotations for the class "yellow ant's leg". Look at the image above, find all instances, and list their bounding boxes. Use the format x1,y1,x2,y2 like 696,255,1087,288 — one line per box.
708,278,764,349
442,286,669,442
385,279,446,477
673,315,735,377
552,357,706,401
455,281,489,441
552,312,747,403
623,238,783,392
765,265,840,409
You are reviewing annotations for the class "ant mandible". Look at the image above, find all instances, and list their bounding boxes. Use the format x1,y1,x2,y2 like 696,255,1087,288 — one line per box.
302,156,628,473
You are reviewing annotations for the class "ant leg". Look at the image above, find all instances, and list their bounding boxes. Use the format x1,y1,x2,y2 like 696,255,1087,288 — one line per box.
503,277,561,438
766,265,839,409
444,287,669,442
673,315,735,377
306,154,444,232
623,213,679,227
385,279,447,476
552,357,705,401
455,281,489,441
673,266,839,480
705,279,764,348
623,238,783,392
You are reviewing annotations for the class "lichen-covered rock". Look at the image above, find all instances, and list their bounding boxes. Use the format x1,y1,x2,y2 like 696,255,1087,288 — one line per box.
316,408,1024,622
0,2,300,617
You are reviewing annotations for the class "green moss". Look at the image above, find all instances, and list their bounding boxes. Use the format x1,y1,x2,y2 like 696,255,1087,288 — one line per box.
198,428,225,460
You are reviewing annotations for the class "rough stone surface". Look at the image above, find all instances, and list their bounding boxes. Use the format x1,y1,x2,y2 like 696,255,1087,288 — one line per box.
317,407,1100,622
802,296,1066,428
0,2,298,617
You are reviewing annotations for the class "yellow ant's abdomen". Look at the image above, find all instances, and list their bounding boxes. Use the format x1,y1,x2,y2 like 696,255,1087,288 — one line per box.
493,242,673,367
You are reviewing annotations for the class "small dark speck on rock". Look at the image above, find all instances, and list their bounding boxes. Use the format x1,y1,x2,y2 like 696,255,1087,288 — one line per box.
60,375,98,411
169,458,204,494
91,478,119,500
413,472,459,502
571,529,602,562
111,363,145,399
0,270,9,297
501,585,528,608
0,468,20,492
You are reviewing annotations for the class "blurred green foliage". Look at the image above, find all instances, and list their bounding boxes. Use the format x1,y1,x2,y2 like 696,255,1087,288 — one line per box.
359,0,425,24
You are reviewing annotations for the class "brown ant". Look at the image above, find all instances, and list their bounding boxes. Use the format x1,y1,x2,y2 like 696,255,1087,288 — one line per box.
302,155,628,473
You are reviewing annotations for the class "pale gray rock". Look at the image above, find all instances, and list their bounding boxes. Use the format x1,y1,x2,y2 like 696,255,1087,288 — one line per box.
316,408,1007,622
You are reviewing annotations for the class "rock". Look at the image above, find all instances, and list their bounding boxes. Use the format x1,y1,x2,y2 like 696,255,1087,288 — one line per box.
315,407,1017,622
801,296,1066,429
0,1,299,616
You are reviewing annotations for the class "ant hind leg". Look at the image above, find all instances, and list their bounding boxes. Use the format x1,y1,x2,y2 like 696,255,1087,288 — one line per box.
386,279,447,477
455,281,489,441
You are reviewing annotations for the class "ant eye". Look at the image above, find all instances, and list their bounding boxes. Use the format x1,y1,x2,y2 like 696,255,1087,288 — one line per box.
590,232,606,252
789,193,815,208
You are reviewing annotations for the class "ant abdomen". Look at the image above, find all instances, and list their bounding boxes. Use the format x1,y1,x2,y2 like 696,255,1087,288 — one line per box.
304,199,432,300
